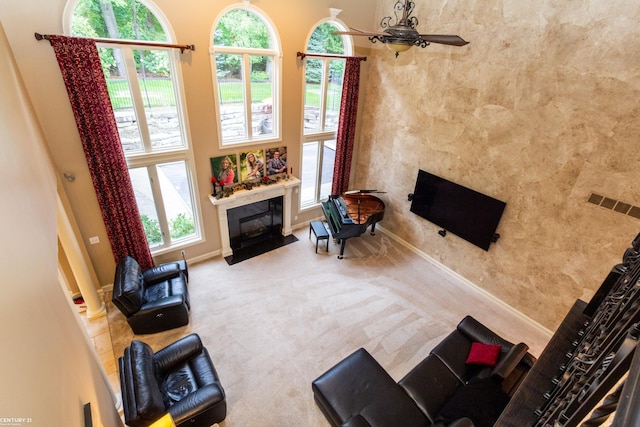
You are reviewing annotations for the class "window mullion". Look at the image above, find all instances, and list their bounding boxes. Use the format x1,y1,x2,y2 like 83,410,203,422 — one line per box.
316,140,324,201
147,166,170,247
122,48,153,153
243,53,252,139
319,60,329,131
211,46,276,56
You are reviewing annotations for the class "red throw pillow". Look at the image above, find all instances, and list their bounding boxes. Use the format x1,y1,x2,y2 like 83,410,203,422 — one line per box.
465,342,502,366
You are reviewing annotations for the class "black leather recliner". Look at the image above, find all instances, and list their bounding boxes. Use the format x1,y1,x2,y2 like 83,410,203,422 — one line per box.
112,255,190,334
119,333,227,427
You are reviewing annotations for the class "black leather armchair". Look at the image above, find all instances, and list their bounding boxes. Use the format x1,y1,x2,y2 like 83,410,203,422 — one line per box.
119,333,227,427
112,255,190,334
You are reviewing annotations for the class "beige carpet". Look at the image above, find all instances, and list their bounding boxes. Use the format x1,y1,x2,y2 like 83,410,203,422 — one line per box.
108,227,550,426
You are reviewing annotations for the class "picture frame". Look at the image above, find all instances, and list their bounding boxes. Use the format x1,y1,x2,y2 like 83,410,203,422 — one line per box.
265,146,287,176
240,149,265,181
210,154,238,186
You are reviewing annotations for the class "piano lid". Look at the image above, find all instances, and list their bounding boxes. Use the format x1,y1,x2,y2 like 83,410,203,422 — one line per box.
341,192,385,225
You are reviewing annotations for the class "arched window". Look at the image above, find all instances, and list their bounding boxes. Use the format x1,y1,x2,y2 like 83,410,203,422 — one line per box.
66,0,201,252
300,21,351,208
210,6,281,146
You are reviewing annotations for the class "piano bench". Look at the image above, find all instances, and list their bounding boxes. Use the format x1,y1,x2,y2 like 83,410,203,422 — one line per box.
309,221,330,253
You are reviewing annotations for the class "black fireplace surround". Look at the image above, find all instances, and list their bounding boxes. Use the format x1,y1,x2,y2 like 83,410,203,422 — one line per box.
227,196,283,251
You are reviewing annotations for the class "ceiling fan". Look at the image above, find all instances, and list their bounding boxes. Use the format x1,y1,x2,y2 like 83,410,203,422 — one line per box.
334,0,469,57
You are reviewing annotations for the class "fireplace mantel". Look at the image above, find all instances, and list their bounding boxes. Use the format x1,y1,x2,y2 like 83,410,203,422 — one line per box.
209,177,300,257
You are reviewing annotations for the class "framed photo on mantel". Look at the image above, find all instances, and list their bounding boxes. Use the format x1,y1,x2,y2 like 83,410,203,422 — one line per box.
210,154,238,185
266,146,287,176
240,150,265,181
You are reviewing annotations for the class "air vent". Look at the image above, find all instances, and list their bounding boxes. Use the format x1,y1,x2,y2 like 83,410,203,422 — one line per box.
588,193,640,219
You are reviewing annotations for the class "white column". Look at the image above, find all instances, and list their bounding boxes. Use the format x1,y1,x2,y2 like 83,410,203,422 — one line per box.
57,194,106,319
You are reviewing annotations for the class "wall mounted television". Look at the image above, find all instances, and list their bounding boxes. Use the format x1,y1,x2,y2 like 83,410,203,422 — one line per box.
409,169,506,251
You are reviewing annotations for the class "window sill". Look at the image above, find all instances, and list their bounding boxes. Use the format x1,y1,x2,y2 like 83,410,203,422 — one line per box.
150,236,203,257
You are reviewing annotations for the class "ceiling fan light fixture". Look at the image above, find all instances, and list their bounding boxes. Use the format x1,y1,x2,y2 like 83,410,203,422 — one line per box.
385,40,413,56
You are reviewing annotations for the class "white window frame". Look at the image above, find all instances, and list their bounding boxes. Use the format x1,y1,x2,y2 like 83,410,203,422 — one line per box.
209,4,283,148
300,19,352,209
63,0,204,255
300,137,337,209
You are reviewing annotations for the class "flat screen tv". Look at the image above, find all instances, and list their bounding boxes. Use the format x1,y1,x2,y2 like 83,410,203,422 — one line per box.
409,169,506,251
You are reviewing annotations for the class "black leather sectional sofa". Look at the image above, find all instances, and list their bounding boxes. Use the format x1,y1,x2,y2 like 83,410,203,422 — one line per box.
312,316,536,427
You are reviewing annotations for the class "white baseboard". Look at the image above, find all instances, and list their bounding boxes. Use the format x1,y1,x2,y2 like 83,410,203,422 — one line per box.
377,225,553,338
186,249,221,265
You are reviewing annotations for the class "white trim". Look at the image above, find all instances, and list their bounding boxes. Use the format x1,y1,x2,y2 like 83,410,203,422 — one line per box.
180,250,222,265
377,225,553,338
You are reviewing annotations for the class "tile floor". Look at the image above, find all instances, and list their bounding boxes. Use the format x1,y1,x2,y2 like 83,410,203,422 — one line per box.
77,295,120,397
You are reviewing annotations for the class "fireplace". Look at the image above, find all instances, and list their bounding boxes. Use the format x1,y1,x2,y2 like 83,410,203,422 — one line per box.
208,177,300,259
240,211,273,241
228,197,283,251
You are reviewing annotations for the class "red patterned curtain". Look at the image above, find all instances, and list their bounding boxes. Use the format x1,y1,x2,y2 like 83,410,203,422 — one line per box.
331,57,362,195
49,35,154,270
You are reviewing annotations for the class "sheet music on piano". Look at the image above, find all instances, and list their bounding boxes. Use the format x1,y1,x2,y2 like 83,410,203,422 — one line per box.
333,197,354,223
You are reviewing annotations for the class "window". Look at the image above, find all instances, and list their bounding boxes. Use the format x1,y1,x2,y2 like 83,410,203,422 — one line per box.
300,22,351,208
68,0,201,252
301,139,336,206
211,7,281,146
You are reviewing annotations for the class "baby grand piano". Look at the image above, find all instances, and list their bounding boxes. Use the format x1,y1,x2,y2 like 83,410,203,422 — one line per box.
321,192,385,259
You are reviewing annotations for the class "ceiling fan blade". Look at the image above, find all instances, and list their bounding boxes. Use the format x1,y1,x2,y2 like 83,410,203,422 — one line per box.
333,27,388,37
419,34,469,46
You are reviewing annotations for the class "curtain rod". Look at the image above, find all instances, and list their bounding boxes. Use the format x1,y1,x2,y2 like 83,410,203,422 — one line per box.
297,51,366,61
35,32,195,53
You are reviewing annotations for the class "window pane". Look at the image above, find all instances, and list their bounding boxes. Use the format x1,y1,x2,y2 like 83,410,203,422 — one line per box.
251,55,273,137
102,47,144,152
216,54,246,140
301,142,319,206
320,140,336,200
129,167,163,247
71,0,166,42
308,22,345,54
325,60,345,131
304,59,322,133
135,49,184,150
157,162,196,241
214,9,271,48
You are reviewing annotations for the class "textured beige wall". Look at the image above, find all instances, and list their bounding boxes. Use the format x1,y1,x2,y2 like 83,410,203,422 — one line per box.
356,0,640,329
